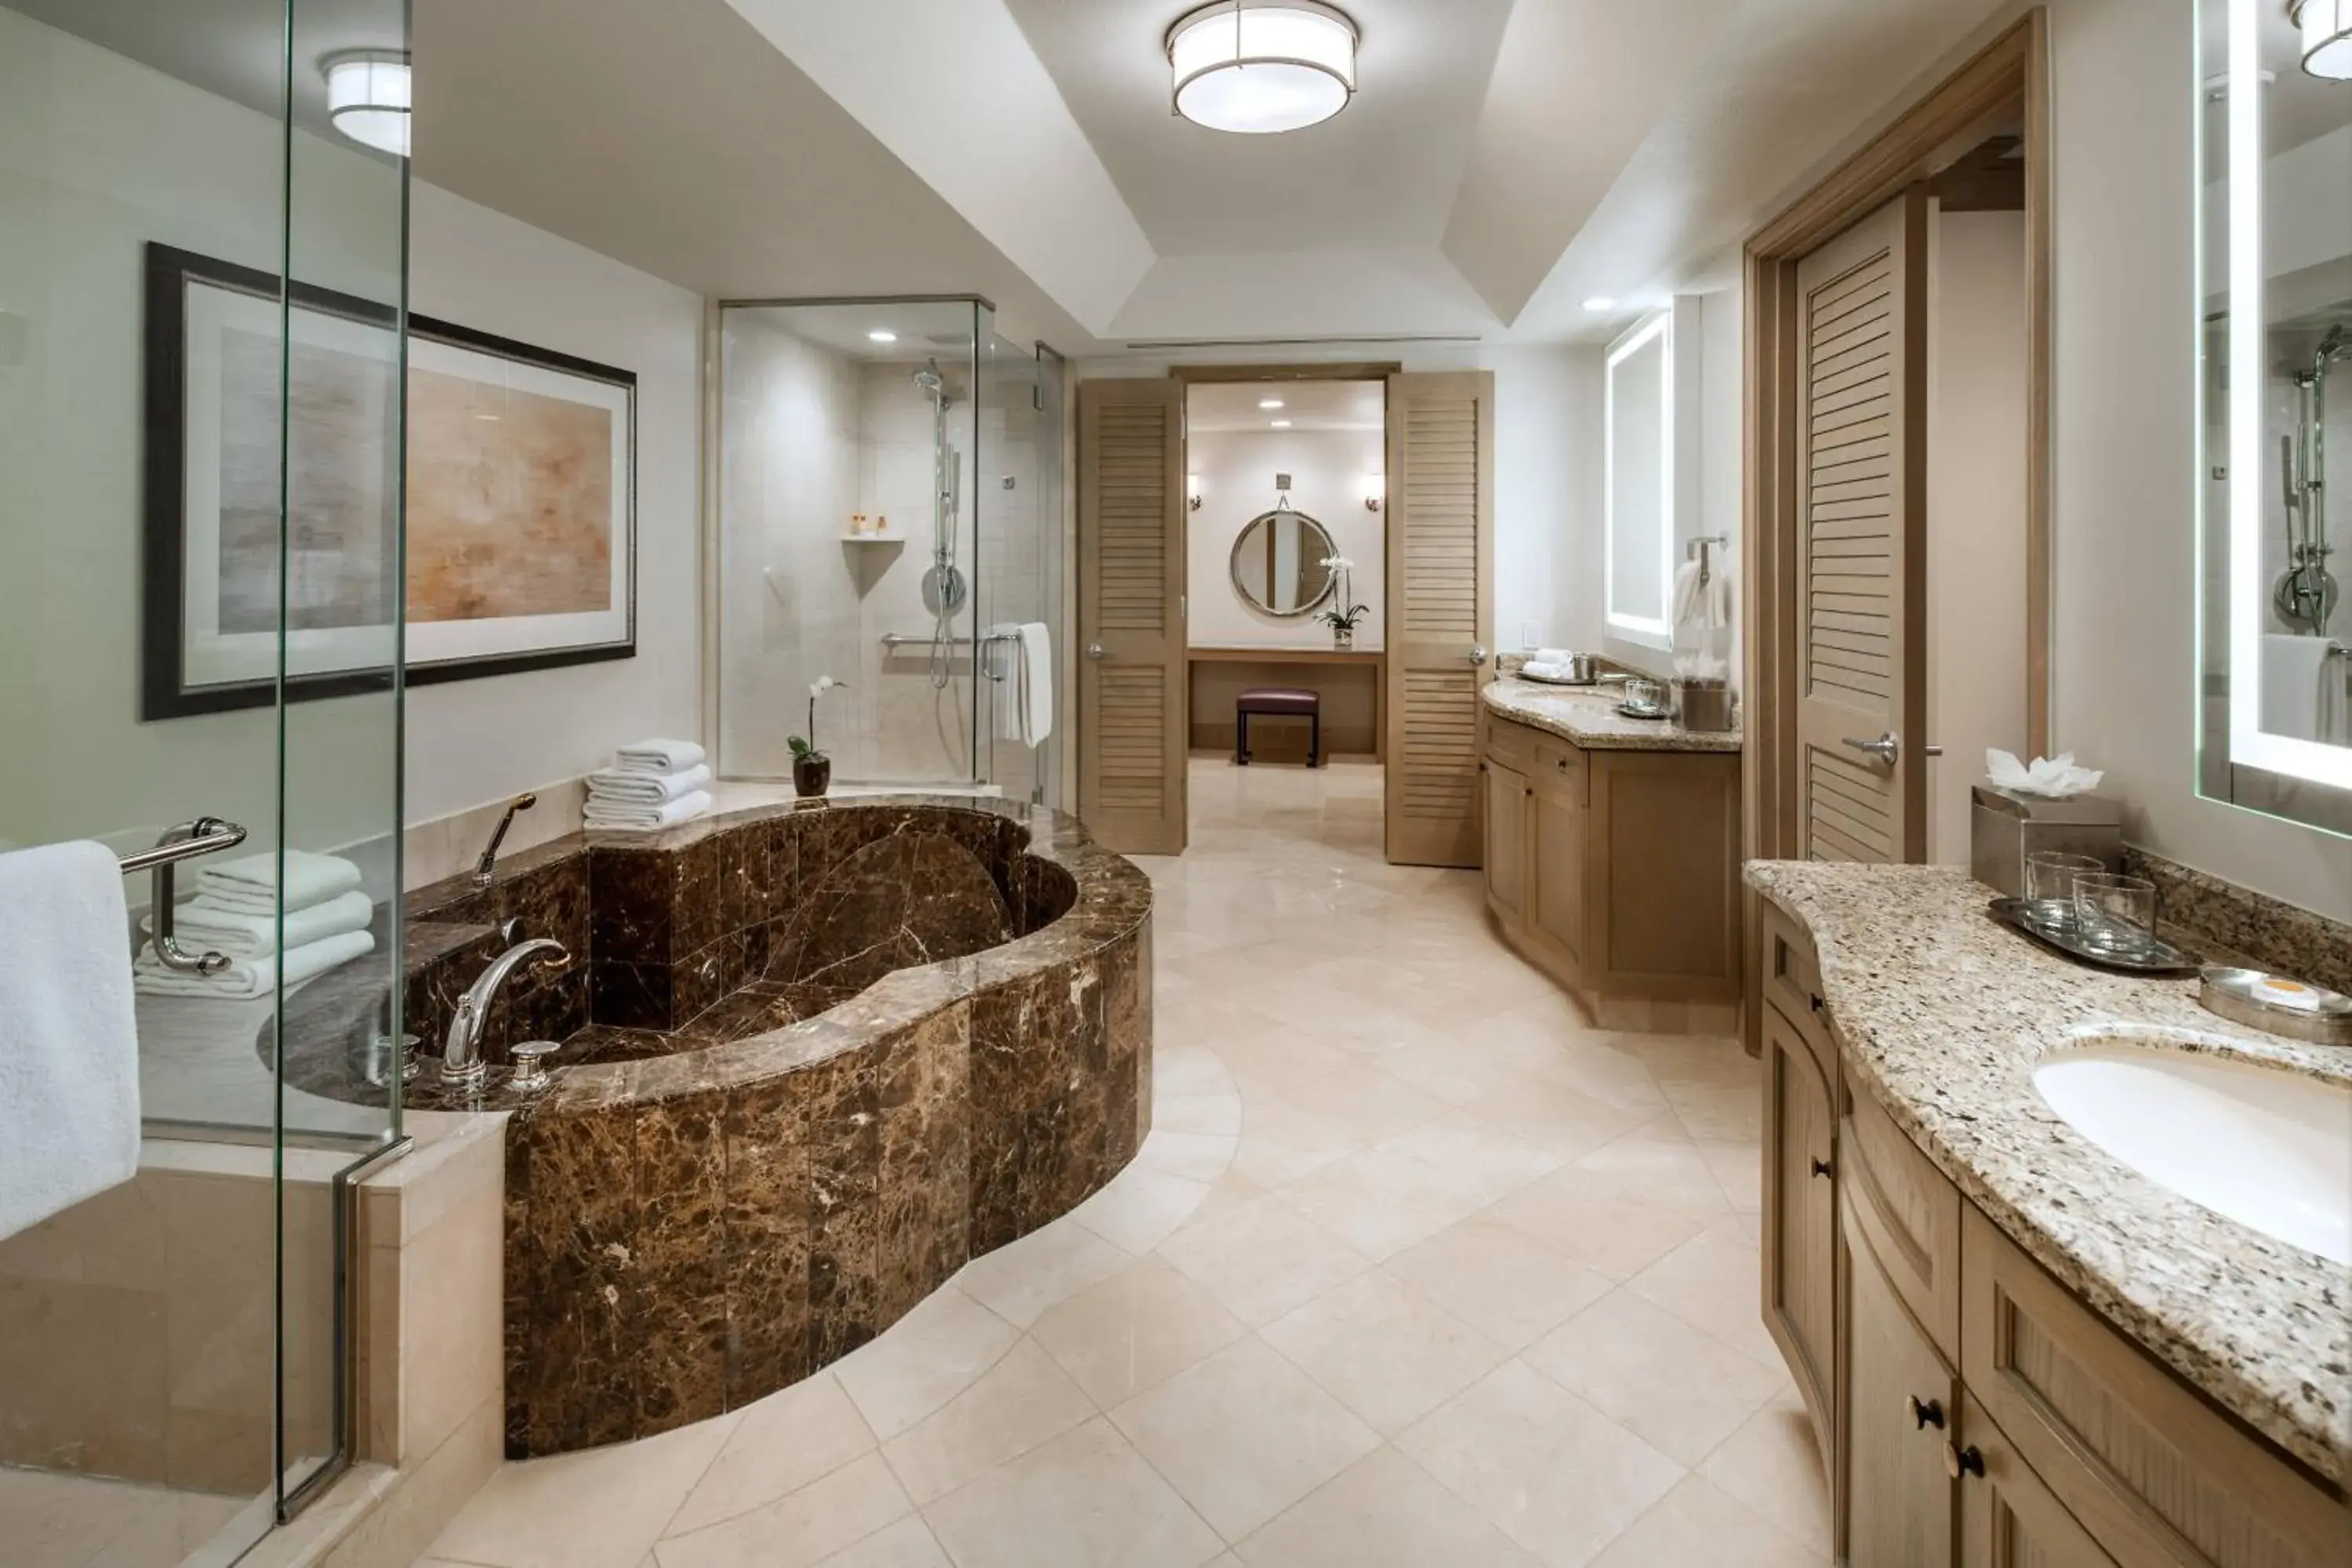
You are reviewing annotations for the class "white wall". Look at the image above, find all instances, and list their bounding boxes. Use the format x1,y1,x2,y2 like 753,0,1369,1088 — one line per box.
2046,0,2352,920
1926,207,2030,864
1186,427,1385,649
405,183,705,825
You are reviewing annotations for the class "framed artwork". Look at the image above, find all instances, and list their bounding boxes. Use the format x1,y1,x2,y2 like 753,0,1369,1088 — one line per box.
141,241,637,719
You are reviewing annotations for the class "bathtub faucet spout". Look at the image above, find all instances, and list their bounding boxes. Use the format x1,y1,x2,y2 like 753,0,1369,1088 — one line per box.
441,938,568,1093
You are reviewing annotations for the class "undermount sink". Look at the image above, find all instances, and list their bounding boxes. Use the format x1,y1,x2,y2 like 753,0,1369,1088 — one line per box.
2034,1039,2352,1266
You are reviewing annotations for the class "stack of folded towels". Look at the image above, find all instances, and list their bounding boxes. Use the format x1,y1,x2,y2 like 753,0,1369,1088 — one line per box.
132,848,376,1001
586,739,713,831
1522,648,1584,682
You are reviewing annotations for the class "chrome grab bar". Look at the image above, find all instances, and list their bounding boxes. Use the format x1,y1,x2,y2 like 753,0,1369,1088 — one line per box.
878,632,1020,648
126,817,249,975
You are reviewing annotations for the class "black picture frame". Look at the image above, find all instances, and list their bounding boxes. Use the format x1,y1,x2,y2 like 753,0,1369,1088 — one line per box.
140,241,638,720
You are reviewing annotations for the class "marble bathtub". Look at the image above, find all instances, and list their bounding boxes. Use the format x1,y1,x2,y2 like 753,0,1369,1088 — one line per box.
283,797,1153,1457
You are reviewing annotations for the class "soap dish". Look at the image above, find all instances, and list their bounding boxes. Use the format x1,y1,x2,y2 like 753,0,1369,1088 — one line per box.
2198,967,2352,1046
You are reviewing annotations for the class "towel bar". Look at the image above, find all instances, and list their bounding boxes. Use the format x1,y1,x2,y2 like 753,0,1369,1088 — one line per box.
124,817,249,975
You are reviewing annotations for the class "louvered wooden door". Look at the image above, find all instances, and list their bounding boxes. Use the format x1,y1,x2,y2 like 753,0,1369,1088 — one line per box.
1385,371,1495,867
1076,379,1187,855
1794,192,1928,863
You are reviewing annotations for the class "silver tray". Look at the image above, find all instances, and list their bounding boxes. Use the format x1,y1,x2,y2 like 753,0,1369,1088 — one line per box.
1985,897,2201,977
1614,702,1671,721
1518,668,1598,688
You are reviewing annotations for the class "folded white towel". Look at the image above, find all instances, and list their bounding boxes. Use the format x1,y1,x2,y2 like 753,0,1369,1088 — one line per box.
587,763,712,805
133,927,375,1002
612,739,706,775
0,841,142,1241
194,848,362,914
143,888,374,958
584,789,713,832
1522,661,1577,681
1532,648,1573,665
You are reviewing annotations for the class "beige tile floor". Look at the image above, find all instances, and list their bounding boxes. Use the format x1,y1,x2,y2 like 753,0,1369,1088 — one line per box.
2,1467,256,1568
417,758,1829,1568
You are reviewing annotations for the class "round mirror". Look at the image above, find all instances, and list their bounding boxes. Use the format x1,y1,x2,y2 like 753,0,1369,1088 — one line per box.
1229,506,1339,618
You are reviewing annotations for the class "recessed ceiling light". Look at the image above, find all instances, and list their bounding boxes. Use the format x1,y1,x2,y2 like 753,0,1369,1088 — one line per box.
1259,397,1286,410
324,50,410,157
868,329,898,343
1270,419,1294,428
1167,2,1359,135
1581,296,1618,313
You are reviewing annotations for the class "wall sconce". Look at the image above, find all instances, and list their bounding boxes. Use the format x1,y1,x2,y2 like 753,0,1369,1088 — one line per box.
1186,474,1203,511
1362,474,1385,513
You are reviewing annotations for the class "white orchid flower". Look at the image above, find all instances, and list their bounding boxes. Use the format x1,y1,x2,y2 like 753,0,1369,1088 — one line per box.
809,676,839,698
1319,554,1355,572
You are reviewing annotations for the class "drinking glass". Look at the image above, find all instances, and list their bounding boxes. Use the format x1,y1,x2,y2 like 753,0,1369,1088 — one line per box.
2024,851,2104,924
2072,873,2158,956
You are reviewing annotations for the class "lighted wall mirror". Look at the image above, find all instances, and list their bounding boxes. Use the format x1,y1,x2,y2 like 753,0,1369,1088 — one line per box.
2197,0,2352,837
1230,503,1338,617
1605,299,1703,654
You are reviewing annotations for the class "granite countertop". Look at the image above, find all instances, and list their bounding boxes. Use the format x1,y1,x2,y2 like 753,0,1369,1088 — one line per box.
1483,674,1743,753
1745,860,2352,1485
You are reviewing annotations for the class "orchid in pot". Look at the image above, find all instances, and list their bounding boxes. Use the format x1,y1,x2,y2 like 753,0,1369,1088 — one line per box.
1314,554,1370,650
789,676,845,797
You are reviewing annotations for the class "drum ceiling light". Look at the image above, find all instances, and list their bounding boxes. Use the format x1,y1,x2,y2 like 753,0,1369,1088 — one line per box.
324,50,411,156
1167,2,1359,135
2296,0,2352,79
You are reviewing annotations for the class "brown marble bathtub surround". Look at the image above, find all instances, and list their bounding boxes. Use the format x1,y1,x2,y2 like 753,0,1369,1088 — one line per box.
772,832,1014,993
2123,847,2352,996
434,797,1156,1458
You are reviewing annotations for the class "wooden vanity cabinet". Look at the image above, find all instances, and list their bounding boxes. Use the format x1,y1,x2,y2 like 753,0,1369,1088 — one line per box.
1762,1001,1838,1464
1481,755,1529,926
1842,1189,1958,1568
1758,912,2351,1568
1478,710,1738,1029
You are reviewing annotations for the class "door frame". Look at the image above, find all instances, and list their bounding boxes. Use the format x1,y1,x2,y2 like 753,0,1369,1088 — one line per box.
1744,10,2051,864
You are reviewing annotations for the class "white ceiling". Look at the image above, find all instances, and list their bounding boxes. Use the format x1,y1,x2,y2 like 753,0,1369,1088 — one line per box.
15,0,2039,355
1004,0,1513,257
1188,379,1385,433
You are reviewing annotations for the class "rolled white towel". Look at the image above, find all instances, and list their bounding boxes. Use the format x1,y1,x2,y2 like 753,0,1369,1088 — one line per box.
144,888,374,958
194,848,362,915
587,763,712,805
584,789,713,833
612,739,706,775
133,927,376,1002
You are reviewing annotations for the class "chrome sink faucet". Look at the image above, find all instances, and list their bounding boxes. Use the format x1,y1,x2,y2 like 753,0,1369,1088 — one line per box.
473,792,537,888
441,937,568,1092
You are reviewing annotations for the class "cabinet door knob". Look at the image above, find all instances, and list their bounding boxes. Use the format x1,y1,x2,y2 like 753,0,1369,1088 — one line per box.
1808,993,1824,1014
1944,1443,1984,1480
1906,1395,1946,1431
1809,1157,1833,1179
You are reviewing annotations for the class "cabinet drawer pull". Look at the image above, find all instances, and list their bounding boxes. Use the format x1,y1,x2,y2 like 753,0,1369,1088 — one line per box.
1906,1395,1945,1431
1944,1443,1984,1480
1809,1157,1833,1179
1809,993,1824,1014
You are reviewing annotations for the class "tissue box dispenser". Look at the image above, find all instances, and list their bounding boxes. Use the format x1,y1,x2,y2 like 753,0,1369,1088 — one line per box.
1969,786,2122,898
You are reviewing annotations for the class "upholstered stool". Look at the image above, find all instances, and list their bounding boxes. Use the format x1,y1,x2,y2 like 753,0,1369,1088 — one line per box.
1236,687,1321,768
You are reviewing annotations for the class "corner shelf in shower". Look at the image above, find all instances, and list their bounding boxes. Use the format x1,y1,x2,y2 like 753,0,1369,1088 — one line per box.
840,532,907,544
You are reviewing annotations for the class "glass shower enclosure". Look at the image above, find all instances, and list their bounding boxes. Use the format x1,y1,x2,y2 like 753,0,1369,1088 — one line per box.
2,1,408,1562
715,298,1065,804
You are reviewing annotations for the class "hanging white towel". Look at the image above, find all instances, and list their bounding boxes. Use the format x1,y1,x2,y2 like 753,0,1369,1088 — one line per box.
586,763,712,805
132,927,375,1002
194,848,362,915
612,739,706,775
991,623,1054,748
0,840,141,1241
1671,560,1705,627
585,789,713,832
143,888,374,958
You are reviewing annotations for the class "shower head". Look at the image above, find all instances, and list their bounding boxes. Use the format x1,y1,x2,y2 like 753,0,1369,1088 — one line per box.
913,359,953,406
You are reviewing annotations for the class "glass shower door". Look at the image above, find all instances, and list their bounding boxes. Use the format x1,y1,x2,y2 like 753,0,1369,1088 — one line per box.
0,0,407,1559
